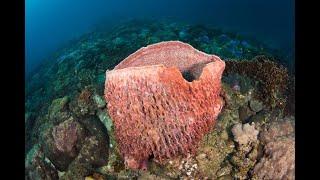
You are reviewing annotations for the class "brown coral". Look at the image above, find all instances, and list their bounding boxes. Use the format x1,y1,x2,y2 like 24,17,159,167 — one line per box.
224,55,290,111
104,41,225,170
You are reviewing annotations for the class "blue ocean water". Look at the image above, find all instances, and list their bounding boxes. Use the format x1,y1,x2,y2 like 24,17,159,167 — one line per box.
26,0,294,75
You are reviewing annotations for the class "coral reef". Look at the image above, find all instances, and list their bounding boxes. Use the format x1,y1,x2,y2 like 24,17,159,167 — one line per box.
26,67,295,179
25,19,295,179
47,96,72,125
232,123,259,146
259,118,295,143
253,138,295,179
27,89,111,179
105,41,225,169
252,120,295,179
75,87,97,116
230,123,260,179
52,118,85,156
43,117,86,170
60,136,109,179
225,55,290,111
25,19,289,154
285,77,295,115
25,144,58,180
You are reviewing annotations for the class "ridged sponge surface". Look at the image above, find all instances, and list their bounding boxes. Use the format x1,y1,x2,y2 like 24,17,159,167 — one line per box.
105,41,225,169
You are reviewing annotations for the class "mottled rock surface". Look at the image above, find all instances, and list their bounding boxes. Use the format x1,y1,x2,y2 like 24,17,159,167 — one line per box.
47,96,71,125
252,120,295,179
41,91,110,175
25,144,59,180
253,138,295,179
43,117,86,171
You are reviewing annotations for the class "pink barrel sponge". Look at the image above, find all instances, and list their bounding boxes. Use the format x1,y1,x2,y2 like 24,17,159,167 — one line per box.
104,41,225,170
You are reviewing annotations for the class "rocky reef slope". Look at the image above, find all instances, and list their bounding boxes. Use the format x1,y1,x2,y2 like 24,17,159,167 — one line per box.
25,19,295,180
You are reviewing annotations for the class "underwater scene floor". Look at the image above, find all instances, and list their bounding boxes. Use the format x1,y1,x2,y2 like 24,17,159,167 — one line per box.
25,19,295,179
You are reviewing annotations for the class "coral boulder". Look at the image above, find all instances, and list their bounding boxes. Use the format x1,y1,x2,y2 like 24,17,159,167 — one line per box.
104,41,225,169
252,120,295,179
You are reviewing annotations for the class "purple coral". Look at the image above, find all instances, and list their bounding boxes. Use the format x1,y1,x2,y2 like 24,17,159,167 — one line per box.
252,120,295,179
253,138,295,179
52,118,82,154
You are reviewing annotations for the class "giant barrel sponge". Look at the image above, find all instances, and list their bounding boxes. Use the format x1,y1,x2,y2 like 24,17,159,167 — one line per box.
104,41,225,170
